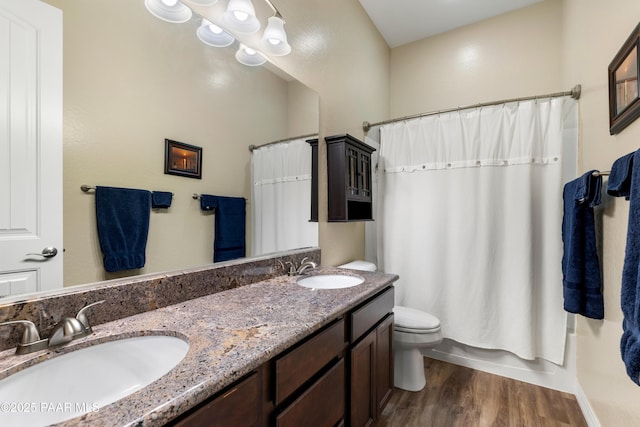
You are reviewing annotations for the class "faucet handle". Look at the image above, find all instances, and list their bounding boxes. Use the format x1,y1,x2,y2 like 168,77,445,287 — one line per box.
0,320,48,354
0,320,42,345
76,300,105,333
285,261,297,276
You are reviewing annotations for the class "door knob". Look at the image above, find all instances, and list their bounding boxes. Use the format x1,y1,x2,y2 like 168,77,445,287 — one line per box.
26,247,58,258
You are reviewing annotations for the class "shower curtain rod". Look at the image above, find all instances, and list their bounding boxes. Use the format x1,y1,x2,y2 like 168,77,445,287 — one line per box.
362,84,582,132
248,133,319,152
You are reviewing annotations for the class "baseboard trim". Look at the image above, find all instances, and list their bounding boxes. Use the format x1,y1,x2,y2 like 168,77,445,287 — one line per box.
574,381,600,427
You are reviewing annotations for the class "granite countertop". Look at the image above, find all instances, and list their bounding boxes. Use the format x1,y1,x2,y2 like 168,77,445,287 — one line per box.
0,267,398,426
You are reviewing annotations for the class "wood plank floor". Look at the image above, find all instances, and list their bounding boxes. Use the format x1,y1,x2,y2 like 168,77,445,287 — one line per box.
378,358,588,427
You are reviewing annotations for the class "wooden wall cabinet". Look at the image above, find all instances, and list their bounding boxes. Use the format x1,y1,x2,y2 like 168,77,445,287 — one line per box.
307,137,319,222
325,134,376,222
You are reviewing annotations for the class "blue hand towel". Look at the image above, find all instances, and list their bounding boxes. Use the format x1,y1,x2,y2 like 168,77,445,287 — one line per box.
607,152,635,199
95,186,151,272
620,148,640,385
199,195,246,262
561,170,604,319
200,194,216,211
152,191,173,209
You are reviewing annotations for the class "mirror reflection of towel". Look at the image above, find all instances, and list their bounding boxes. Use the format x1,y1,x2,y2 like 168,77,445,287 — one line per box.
200,195,246,262
95,186,151,272
152,191,173,208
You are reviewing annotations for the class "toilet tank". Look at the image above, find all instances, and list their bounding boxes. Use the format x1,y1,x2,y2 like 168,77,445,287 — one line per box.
338,260,376,272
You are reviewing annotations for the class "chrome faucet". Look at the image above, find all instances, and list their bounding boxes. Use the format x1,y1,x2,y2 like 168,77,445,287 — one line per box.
48,300,105,347
0,300,106,355
278,257,318,276
296,257,317,275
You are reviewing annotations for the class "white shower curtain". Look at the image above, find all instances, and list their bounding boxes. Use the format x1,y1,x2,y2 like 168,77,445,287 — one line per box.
251,138,318,256
378,97,577,364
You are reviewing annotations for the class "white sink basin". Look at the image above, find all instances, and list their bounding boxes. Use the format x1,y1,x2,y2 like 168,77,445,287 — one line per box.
0,335,189,427
297,274,364,289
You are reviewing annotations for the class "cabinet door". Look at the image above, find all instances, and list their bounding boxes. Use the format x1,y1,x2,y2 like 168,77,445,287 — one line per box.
375,314,394,418
275,318,345,405
172,371,261,427
350,330,376,427
347,146,360,198
358,150,372,201
276,359,345,427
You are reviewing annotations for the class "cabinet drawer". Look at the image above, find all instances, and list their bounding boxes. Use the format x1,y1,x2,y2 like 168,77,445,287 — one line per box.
275,318,345,405
172,371,260,427
276,358,345,427
350,287,394,342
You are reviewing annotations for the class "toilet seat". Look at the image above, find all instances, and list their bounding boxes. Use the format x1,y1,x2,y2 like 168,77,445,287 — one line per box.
393,306,440,333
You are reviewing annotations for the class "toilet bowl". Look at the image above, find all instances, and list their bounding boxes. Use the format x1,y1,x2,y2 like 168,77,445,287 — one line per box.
338,261,443,392
393,306,442,391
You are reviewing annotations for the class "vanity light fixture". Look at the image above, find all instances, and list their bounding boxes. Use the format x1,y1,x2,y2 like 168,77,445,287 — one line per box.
197,18,235,47
144,0,193,24
261,15,290,56
223,0,261,34
235,44,267,66
145,0,291,66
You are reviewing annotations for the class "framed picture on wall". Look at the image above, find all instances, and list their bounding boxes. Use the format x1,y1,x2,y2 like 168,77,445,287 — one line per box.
164,139,202,179
609,22,640,135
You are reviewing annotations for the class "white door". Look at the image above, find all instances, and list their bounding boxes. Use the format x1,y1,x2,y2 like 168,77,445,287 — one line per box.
0,0,62,298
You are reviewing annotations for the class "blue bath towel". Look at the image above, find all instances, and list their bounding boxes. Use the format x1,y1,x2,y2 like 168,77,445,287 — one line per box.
95,186,151,272
607,152,635,199
199,195,246,262
620,148,640,385
561,170,604,319
152,191,173,209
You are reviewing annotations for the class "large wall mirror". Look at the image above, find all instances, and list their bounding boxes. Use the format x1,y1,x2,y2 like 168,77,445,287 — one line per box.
2,0,318,299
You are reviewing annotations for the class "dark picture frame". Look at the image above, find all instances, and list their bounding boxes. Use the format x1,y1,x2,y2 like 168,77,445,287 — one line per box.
609,22,640,135
164,139,202,179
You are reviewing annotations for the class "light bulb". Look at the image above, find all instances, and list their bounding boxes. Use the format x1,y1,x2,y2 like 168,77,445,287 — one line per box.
145,0,192,23
233,11,249,21
236,44,266,66
224,0,260,33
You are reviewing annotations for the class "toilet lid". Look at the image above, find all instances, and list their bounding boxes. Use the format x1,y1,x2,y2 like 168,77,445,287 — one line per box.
393,306,440,331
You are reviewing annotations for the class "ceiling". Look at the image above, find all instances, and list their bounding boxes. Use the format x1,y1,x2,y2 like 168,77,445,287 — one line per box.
358,0,543,48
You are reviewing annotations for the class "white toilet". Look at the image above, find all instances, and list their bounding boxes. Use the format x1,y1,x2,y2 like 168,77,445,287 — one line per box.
339,261,443,392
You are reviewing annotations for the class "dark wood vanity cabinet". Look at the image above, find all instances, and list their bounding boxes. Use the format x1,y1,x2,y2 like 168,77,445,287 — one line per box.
170,287,394,427
325,134,376,222
273,317,347,426
170,370,262,427
349,287,395,427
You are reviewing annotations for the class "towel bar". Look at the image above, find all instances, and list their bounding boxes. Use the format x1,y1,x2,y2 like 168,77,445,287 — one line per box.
192,193,248,201
592,171,610,177
81,185,173,196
